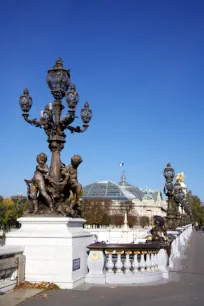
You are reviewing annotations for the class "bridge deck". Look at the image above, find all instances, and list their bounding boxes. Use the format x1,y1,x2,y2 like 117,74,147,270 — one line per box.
2,231,204,306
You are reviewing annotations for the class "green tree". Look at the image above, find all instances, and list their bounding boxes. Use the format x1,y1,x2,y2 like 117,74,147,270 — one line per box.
0,198,16,233
101,213,111,226
119,201,134,214
128,215,139,227
186,191,204,227
139,216,150,228
83,198,111,225
0,197,29,235
110,214,124,227
77,199,84,218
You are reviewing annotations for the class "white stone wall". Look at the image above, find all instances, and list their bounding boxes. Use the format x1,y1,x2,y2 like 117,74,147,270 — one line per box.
5,217,93,289
84,226,151,244
132,199,167,217
109,199,167,218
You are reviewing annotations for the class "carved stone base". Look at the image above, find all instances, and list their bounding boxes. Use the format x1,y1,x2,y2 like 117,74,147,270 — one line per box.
5,217,93,289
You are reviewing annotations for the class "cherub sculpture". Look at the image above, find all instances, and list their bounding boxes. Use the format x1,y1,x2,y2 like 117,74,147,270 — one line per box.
24,153,83,216
25,153,54,214
59,154,83,215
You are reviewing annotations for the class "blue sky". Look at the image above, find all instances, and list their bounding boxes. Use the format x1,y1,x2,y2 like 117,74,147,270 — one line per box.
0,0,204,200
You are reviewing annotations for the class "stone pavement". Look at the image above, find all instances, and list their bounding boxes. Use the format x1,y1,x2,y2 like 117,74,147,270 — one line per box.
2,231,204,306
0,289,44,306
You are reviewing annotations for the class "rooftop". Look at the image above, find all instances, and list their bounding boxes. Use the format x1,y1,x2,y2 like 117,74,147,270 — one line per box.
82,172,163,201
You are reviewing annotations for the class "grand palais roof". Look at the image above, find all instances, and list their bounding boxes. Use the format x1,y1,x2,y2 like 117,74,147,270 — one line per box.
82,172,162,201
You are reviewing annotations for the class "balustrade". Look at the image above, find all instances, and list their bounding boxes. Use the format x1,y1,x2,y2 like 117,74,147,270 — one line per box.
85,224,193,285
86,243,168,284
103,249,160,274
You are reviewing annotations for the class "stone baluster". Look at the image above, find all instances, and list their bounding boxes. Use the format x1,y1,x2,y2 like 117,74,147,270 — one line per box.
183,229,186,241
85,250,106,284
11,268,17,281
132,251,140,272
149,252,154,271
106,251,114,273
186,228,189,240
150,252,155,271
0,269,5,280
153,252,159,270
115,251,123,273
157,249,169,279
146,252,151,272
140,251,146,272
124,251,132,273
189,225,192,237
171,239,176,261
184,228,189,241
176,237,180,257
179,232,185,247
5,268,12,281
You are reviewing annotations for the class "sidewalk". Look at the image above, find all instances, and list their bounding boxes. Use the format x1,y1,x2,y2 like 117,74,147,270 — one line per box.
1,231,204,306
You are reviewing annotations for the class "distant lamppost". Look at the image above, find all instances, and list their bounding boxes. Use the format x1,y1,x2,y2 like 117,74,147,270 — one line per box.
180,200,185,226
182,199,194,225
19,58,92,216
163,163,177,229
163,163,194,229
173,181,185,227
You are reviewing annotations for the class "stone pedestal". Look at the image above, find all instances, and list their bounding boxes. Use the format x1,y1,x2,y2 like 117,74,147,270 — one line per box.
5,217,93,289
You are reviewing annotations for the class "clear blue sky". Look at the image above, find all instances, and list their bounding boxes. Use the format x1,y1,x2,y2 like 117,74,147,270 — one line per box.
1,0,204,200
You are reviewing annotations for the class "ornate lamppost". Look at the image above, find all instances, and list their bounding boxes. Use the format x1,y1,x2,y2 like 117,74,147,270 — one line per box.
163,163,194,229
173,180,185,227
182,199,194,225
163,163,177,229
19,58,92,216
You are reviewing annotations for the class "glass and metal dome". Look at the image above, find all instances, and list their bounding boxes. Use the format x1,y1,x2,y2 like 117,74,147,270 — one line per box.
83,172,163,202
83,180,137,200
83,172,144,201
118,171,144,200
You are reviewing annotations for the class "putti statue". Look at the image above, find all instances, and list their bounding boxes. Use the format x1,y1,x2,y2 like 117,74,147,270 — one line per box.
25,153,54,214
19,59,92,217
25,153,83,216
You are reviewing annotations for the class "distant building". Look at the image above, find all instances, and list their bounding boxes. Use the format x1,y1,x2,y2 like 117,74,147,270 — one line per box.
83,171,167,219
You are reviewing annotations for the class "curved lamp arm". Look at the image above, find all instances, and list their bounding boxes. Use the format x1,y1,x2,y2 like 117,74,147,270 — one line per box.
22,114,54,138
60,112,76,130
19,89,49,129
22,114,44,128
66,124,89,134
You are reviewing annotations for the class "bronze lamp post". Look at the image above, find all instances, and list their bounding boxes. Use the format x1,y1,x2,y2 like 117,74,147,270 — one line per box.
163,163,194,229
19,58,92,216
173,181,185,227
182,199,194,225
163,163,177,229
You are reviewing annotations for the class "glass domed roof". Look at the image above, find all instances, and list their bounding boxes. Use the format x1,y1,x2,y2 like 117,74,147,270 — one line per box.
83,180,136,200
118,171,144,200
83,172,144,201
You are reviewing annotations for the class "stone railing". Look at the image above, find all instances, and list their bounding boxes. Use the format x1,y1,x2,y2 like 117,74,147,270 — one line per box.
85,224,192,285
0,246,25,294
168,224,192,269
85,243,169,284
